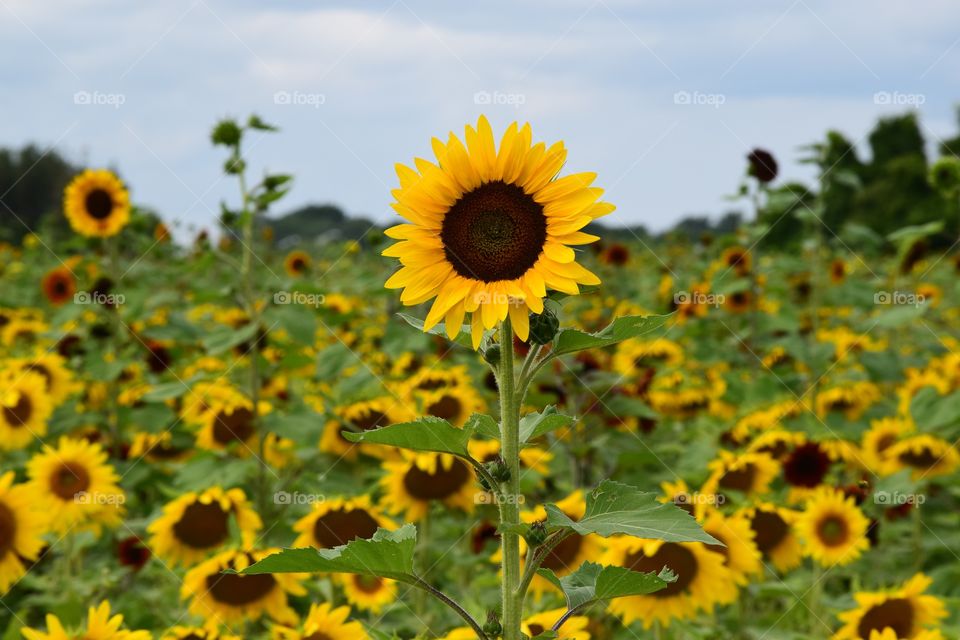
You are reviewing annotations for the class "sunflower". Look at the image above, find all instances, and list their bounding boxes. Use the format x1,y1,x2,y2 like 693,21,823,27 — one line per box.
414,384,485,427
720,246,752,277
181,549,306,627
701,510,763,591
25,437,124,534
747,429,806,461
271,603,368,640
0,370,53,450
602,536,737,628
6,352,77,403
833,573,947,640
383,115,609,348
739,502,803,573
292,495,394,550
600,242,630,266
612,338,684,378
21,601,150,640
815,382,881,420
148,487,262,567
63,169,131,238
861,417,912,476
41,267,77,306
830,258,848,284
162,627,241,640
193,390,273,458
523,608,590,639
886,435,959,479
320,397,412,460
796,487,869,567
128,431,191,463
701,450,779,503
379,452,476,521
283,250,311,277
468,438,553,475
723,288,753,314
867,630,944,640
402,365,472,393
337,573,398,613
782,442,833,489
0,472,46,594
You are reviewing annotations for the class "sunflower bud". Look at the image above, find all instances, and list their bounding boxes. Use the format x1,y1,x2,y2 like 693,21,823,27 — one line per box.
483,345,501,367
483,611,502,636
529,309,559,345
224,156,245,175
929,156,960,196
211,119,242,147
487,456,511,483
524,521,548,547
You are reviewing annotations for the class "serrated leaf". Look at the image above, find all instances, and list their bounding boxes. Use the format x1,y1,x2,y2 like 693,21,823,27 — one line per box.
342,416,474,458
241,525,417,581
545,480,720,544
466,413,499,439
553,315,670,356
519,406,575,443
537,561,672,611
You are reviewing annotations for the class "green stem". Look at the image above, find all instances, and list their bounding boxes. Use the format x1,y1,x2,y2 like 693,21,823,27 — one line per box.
497,319,522,640
409,577,489,640
809,563,824,634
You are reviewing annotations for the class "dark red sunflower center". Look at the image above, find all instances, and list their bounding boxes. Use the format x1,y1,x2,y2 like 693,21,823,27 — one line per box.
206,570,277,606
816,514,849,547
3,395,32,427
625,543,698,597
402,459,470,500
0,502,15,557
783,443,831,488
173,501,231,549
857,598,914,639
50,462,91,500
426,394,462,422
750,510,789,556
312,508,380,548
85,189,114,220
441,181,547,282
213,407,256,445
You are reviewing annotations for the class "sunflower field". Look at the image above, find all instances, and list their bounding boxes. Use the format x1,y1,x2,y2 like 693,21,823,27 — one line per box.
1,114,959,640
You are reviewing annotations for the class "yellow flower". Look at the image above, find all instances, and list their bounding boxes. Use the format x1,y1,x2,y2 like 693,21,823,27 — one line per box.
701,450,780,503
861,417,913,476
523,608,590,639
796,487,870,567
379,452,476,521
886,434,959,479
292,495,394,550
833,573,947,640
383,115,609,348
283,250,311,277
0,370,53,450
336,573,398,614
63,169,131,238
0,472,47,594
162,627,240,640
320,397,413,461
21,601,150,640
738,502,803,573
271,603,368,640
701,510,762,591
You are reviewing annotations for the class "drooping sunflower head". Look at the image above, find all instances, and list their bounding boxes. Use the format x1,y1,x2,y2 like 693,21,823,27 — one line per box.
63,169,131,238
384,116,610,348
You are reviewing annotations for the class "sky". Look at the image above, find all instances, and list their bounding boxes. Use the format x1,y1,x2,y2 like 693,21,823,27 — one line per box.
2,0,960,238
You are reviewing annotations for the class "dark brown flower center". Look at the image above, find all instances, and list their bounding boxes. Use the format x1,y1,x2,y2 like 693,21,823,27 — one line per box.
857,598,914,639
0,502,16,557
783,443,831,488
303,633,334,640
750,510,789,556
351,409,390,432
527,623,546,636
85,189,114,220
704,531,731,563
816,515,849,547
352,574,385,594
50,462,91,500
625,543,698,597
173,501,231,549
402,459,470,500
3,394,32,427
540,533,584,572
441,181,547,282
898,447,939,469
206,569,277,606
312,508,380,548
213,407,256,445
719,464,756,493
426,394,462,422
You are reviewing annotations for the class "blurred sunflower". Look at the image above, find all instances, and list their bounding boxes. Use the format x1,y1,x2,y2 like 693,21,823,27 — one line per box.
599,242,630,266
379,452,476,521
861,417,912,476
816,382,881,420
271,603,368,640
40,267,76,306
523,608,590,639
162,627,241,640
181,549,305,626
0,471,46,594
6,352,77,403
336,574,397,613
833,573,947,640
603,536,736,628
701,450,779,502
25,437,124,534
320,397,411,460
886,434,959,479
701,510,763,592
796,487,869,567
148,487,262,566
468,438,552,475
21,601,150,640
128,431,191,463
63,169,131,238
720,246,752,277
383,115,609,348
283,250,311,277
0,370,53,450
740,502,802,573
415,384,485,426
292,496,393,550
830,258,848,284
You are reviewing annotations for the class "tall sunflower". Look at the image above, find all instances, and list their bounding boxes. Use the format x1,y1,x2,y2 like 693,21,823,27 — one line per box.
0,471,47,594
63,169,131,238
21,601,150,640
383,115,610,348
833,573,947,640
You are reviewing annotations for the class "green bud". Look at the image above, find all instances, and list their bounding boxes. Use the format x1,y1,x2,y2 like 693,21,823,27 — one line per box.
524,521,548,547
224,156,245,175
487,455,511,483
929,156,960,196
211,119,242,147
483,344,501,367
483,611,502,636
529,309,559,345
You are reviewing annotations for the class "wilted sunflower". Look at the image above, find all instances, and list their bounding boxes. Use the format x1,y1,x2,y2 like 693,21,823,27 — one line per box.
383,115,609,348
292,495,394,550
271,603,368,640
603,536,737,628
886,434,959,479
25,437,124,534
739,502,803,573
283,250,311,277
833,573,947,640
0,370,53,450
0,471,46,594
21,601,150,640
148,487,262,566
40,267,76,306
63,169,131,238
181,549,306,626
336,573,397,613
796,487,869,567
380,452,476,521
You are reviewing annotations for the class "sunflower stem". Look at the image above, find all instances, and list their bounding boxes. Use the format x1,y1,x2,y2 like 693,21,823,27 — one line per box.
497,319,523,640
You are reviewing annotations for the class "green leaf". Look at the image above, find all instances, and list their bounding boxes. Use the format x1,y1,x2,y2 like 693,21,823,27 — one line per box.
342,416,474,459
545,480,720,544
397,313,492,350
466,413,500,439
241,525,417,582
537,561,673,611
911,388,960,438
553,315,670,356
202,323,261,355
519,406,576,443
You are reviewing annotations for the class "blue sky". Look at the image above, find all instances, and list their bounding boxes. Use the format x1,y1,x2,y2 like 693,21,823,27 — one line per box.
3,0,959,237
